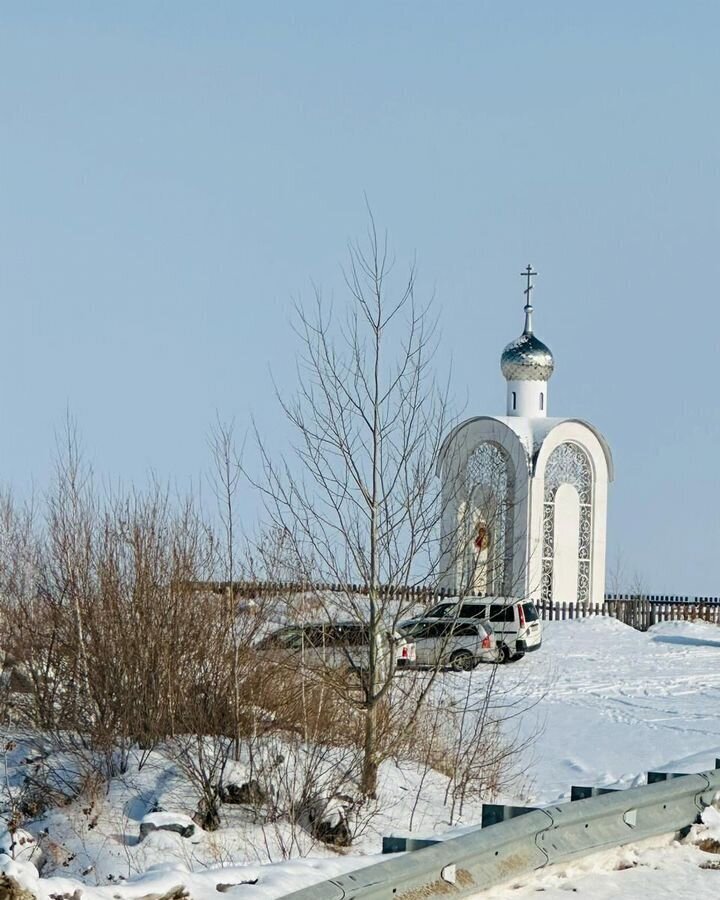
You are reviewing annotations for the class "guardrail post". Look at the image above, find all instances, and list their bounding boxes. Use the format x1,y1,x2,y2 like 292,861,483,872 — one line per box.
382,836,441,853
481,804,539,828
570,786,621,801
647,771,686,784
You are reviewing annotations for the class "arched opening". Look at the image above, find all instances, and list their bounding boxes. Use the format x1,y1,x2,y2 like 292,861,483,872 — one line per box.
551,483,580,602
465,442,515,595
541,442,593,605
539,392,544,411
512,391,517,410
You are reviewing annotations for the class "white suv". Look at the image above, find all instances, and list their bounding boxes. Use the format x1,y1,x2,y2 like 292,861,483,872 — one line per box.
399,618,499,670
404,597,542,663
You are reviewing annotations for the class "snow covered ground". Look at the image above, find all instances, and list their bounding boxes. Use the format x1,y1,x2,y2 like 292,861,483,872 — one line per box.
2,615,720,898
509,616,720,803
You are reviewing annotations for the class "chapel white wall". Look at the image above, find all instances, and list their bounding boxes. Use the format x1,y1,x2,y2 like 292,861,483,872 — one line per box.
530,420,610,606
551,483,581,602
439,417,611,606
437,417,531,596
506,379,548,418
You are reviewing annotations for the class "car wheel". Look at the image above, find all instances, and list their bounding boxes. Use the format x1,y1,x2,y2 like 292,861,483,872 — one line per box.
450,650,476,672
500,644,513,664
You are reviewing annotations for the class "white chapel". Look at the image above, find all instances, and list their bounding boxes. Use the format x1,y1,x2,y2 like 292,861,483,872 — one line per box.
437,267,613,606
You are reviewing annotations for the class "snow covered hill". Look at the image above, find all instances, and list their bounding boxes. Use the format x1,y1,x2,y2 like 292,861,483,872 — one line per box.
513,616,720,803
1,616,720,899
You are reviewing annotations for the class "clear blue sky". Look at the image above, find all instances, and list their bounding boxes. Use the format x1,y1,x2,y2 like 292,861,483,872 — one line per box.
1,2,718,592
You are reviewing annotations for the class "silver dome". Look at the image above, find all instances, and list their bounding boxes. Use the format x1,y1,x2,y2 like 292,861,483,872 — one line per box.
501,331,555,381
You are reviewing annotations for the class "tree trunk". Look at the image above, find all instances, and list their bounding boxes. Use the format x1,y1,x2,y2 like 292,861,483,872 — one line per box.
362,703,378,798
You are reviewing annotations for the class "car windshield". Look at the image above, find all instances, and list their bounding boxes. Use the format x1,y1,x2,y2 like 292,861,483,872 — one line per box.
425,603,456,618
458,603,485,618
258,628,303,650
522,602,539,622
400,620,483,640
452,622,480,637
399,621,431,638
489,604,515,623
326,624,369,646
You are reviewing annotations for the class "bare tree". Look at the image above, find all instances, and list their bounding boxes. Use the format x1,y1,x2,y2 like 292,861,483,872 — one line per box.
208,417,244,759
252,213,457,796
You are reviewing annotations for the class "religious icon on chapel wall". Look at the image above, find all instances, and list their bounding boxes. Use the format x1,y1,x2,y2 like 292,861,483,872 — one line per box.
474,524,489,552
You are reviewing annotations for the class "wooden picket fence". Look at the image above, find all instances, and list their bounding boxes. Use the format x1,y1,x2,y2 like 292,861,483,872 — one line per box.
536,595,720,631
202,580,720,633
198,580,461,606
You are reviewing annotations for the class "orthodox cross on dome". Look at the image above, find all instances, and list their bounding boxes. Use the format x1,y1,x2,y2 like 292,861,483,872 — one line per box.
521,264,537,334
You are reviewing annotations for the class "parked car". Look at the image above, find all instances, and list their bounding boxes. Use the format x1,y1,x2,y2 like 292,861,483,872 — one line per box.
401,597,542,662
399,618,498,670
255,621,416,676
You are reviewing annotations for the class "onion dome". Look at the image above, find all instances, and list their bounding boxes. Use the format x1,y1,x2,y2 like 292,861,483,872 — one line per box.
501,332,555,381
500,266,555,382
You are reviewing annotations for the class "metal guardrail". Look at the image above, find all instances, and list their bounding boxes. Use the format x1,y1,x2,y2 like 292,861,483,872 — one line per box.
281,767,720,900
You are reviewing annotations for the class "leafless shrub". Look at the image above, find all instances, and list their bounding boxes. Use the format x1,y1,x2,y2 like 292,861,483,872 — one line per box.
0,427,246,789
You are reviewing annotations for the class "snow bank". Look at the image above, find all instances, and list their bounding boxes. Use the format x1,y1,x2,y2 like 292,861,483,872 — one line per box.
648,618,720,642
0,848,379,900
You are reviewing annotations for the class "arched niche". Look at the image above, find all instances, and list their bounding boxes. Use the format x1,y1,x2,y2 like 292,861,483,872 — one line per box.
540,442,593,604
465,441,515,595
